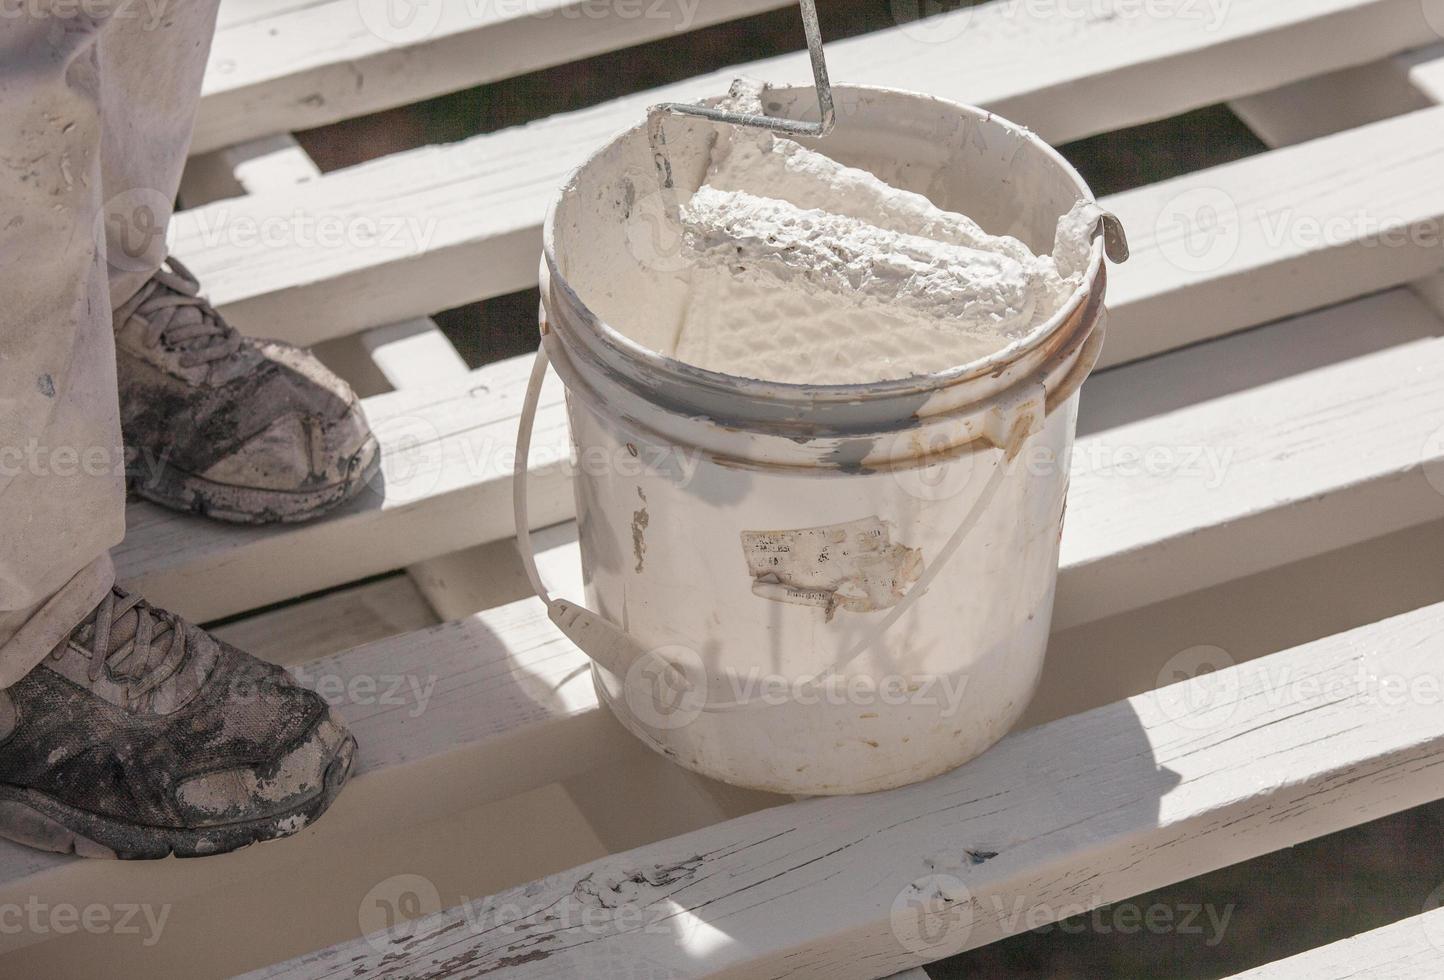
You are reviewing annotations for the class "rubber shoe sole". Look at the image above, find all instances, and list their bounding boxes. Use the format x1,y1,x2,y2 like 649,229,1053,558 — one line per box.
131,437,380,525
0,735,355,860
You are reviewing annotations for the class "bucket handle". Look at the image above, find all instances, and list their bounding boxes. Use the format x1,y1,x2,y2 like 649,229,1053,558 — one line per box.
513,343,670,686
513,342,1019,710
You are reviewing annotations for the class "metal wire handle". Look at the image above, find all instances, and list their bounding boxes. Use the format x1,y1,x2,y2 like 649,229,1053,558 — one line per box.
647,0,834,196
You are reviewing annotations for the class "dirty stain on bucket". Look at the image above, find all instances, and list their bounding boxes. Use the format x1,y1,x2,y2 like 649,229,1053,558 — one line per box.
538,85,1109,795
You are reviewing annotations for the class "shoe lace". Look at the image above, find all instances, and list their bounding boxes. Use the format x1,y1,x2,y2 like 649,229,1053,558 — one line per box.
114,256,242,367
69,588,191,706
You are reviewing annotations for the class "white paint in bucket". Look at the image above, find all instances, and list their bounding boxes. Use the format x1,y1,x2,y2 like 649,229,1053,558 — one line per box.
522,85,1115,795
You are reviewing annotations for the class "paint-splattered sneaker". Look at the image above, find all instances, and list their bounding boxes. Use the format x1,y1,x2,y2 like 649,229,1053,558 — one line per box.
0,587,356,859
115,256,380,523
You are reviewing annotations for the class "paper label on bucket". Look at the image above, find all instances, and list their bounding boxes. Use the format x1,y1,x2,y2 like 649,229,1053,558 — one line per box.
740,517,923,621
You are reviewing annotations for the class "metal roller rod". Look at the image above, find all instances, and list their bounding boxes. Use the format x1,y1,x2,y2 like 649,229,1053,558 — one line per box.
647,0,834,202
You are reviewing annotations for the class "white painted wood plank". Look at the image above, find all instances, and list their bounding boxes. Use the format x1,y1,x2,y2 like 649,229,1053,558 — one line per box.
164,75,559,628
196,0,793,153
356,313,489,617
360,317,468,387
208,574,439,666
1229,53,1432,146
113,288,1444,627
0,783,613,978
1229,46,1444,323
180,132,405,401
1229,908,1444,979
118,352,575,621
1097,104,1444,367
0,597,616,941
215,0,316,30
0,587,779,966
19,477,1443,973
408,521,584,620
248,597,1444,979
180,133,322,207
174,0,1444,347
193,0,1440,154
1404,43,1444,102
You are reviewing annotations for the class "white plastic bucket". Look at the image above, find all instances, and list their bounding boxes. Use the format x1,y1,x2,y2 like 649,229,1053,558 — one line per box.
521,85,1114,795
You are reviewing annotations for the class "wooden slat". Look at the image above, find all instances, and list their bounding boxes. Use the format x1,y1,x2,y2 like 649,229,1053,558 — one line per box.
1230,51,1433,146
361,317,467,387
117,352,576,621
179,133,322,206
208,574,439,666
0,596,618,951
0,545,778,968
354,286,585,620
1230,45,1444,323
21,310,1443,970
193,0,1438,153
250,596,1444,978
195,0,792,153
1228,908,1444,978
115,288,1444,626
173,0,1443,353
1404,43,1444,102
1096,104,1444,366
357,314,490,616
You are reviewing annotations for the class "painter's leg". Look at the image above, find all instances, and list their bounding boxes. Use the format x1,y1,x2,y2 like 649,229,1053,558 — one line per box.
98,0,220,308
0,6,125,688
99,0,379,525
0,4,357,860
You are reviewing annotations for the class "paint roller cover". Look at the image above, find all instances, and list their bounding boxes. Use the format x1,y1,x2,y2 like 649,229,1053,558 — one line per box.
662,81,1094,384
682,187,1039,330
